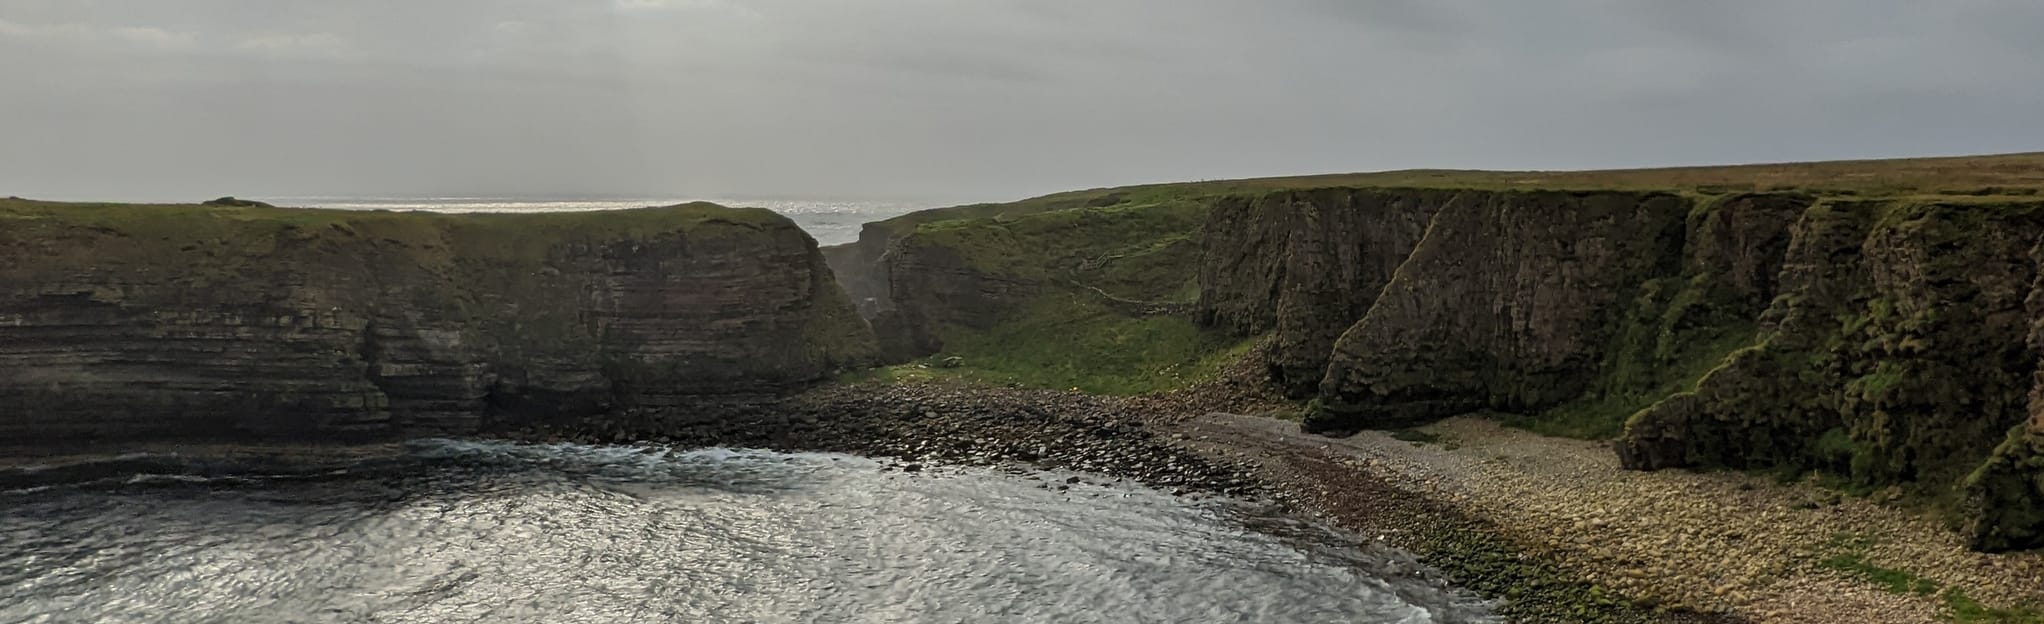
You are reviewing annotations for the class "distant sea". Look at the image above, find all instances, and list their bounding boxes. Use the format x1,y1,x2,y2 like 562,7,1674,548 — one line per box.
284,197,945,246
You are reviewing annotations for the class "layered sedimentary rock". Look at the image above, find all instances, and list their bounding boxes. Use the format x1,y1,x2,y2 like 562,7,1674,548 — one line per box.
1614,199,2044,551
1197,189,1450,396
878,230,1047,356
823,199,1087,321
815,154,2044,551
825,206,1040,361
1191,186,2044,551
1312,191,1689,424
0,200,877,446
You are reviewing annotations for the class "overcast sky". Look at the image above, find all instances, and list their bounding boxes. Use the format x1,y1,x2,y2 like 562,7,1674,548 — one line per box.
2,0,2040,202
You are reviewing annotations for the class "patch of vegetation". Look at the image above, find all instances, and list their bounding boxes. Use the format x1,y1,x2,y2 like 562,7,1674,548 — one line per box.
910,198,1207,291
1422,523,1688,623
850,190,1240,395
1963,427,2044,552
1819,534,2044,623
1005,152,2044,201
1948,590,2044,624
1502,193,1818,440
1820,539,1941,596
919,295,1256,395
1514,284,1763,440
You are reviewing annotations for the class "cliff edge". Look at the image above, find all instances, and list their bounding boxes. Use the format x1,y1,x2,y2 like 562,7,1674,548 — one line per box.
846,152,2044,552
0,199,877,447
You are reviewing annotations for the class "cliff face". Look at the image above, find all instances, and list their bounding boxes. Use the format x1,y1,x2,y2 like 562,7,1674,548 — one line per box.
817,154,2044,551
1193,187,2044,551
1613,200,2044,551
1311,191,1689,426
879,229,1048,356
821,194,1116,321
1197,189,1451,396
833,195,1207,361
0,200,877,447
820,222,906,319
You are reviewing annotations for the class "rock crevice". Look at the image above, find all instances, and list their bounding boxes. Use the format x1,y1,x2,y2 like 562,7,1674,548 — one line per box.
1191,188,2044,551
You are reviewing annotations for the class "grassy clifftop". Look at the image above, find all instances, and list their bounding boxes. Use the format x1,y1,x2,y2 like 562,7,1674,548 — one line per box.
1022,151,2044,203
0,197,877,442
0,198,790,263
860,152,2044,397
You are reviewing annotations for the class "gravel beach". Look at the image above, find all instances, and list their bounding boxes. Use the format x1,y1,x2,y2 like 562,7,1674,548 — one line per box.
1169,412,2044,623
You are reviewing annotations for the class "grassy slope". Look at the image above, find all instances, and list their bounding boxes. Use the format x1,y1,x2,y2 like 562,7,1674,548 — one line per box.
1021,152,2044,201
872,195,1256,394
1819,533,2044,623
854,153,2044,398
0,199,792,283
908,295,1255,395
0,198,786,246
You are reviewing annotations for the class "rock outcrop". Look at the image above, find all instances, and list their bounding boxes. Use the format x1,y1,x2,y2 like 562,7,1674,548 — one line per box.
1191,184,2044,551
823,204,1042,361
1310,191,1689,426
812,153,2044,552
0,199,877,448
823,200,1073,321
1612,199,2044,551
1197,189,1450,396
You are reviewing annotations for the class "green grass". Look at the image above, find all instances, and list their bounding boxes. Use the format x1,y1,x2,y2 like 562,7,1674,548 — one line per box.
1510,321,1760,440
0,198,788,271
910,198,1207,289
843,155,2044,244
842,190,1237,396
1507,394,1650,440
1950,590,2044,624
912,294,1255,395
1819,534,2044,622
1009,152,2044,203
1503,192,1799,441
1822,551,1942,596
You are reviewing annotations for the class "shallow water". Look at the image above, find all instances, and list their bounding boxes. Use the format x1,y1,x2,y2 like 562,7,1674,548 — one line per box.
0,440,1497,623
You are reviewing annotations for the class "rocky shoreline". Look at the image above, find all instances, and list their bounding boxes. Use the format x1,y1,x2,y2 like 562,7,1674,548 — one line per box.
485,365,2044,623
13,371,2038,622
494,382,1268,503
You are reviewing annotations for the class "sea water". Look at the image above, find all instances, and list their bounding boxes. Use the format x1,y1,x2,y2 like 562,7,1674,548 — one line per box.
0,441,1497,623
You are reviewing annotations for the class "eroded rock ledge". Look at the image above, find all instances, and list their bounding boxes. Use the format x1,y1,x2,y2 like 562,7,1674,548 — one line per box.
1191,189,2044,552
827,166,2044,552
0,199,877,448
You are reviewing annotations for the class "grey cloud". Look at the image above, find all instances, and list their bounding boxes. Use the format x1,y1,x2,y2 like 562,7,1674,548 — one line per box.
0,0,2040,202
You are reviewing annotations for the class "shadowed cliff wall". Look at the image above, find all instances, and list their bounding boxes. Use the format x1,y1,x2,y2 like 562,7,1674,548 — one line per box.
0,200,877,446
1192,188,2044,551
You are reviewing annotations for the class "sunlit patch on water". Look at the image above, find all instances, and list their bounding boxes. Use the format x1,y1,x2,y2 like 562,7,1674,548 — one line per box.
0,439,1498,623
